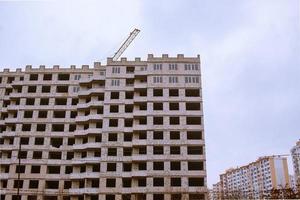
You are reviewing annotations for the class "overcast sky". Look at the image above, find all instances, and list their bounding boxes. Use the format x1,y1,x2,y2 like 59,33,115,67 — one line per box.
0,0,299,187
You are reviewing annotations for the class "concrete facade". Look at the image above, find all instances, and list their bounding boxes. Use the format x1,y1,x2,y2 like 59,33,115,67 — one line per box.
0,54,207,200
219,156,290,199
291,140,300,188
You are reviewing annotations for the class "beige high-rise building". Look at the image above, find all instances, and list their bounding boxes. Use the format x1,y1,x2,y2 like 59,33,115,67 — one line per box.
219,156,290,199
0,54,207,200
291,140,300,187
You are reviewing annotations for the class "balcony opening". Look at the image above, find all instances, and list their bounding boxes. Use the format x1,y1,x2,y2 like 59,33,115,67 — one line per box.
124,133,132,141
153,131,163,140
65,166,72,174
171,194,182,200
170,162,181,170
42,86,51,93
138,146,147,155
20,137,29,145
43,74,52,81
29,74,38,81
40,98,49,105
95,135,102,142
16,165,25,173
97,107,103,114
138,178,146,187
170,117,180,125
188,178,204,187
22,124,31,131
58,74,70,81
52,124,64,132
138,162,147,170
187,117,201,125
188,161,204,170
122,195,131,200
153,117,163,125
107,163,116,171
123,163,132,172
32,151,42,159
186,102,201,110
110,105,119,113
109,119,118,127
106,179,116,187
31,166,41,173
153,103,163,110
189,194,205,200
170,131,180,140
92,164,100,172
185,89,200,97
138,116,147,125
64,181,71,189
138,102,147,110
122,178,131,188
107,148,117,156
34,137,44,145
169,102,179,110
125,91,134,99
170,146,180,154
38,111,47,118
111,92,119,99
153,178,164,187
95,150,101,157
106,195,115,200
50,138,63,148
96,121,102,128
55,98,67,105
123,147,132,156
153,146,163,155
70,111,77,118
153,162,164,170
171,178,181,187
53,111,66,118
125,105,133,113
91,179,99,188
187,131,202,140
66,152,74,160
153,89,163,97
13,180,23,189
126,78,134,86
37,124,46,132
72,98,78,105
169,89,179,96
80,165,86,173
187,146,203,155
46,181,59,189
28,86,37,93
48,152,62,159
24,111,33,118
138,88,147,97
126,66,135,73
56,86,68,93
26,98,35,105
18,151,27,159
47,166,61,174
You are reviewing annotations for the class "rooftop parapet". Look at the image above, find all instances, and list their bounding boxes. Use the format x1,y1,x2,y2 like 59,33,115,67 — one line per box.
107,57,147,66
147,54,200,63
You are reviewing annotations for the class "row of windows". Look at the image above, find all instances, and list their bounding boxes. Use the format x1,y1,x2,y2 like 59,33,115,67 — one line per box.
153,76,200,84
0,194,205,200
153,63,199,71
1,177,204,189
1,145,203,160
0,131,202,146
1,161,203,174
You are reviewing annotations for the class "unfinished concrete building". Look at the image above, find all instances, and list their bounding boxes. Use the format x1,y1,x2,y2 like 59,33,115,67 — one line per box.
0,54,207,200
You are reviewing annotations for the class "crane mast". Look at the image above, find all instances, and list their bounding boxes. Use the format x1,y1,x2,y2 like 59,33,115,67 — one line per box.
112,28,140,61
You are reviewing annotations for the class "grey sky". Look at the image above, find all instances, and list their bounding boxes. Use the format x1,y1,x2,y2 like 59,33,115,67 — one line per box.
0,0,299,187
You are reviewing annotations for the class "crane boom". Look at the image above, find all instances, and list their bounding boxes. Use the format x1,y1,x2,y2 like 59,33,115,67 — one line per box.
112,28,140,61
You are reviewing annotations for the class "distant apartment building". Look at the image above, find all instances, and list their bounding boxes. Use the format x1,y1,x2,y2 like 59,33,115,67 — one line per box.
291,140,300,187
210,182,221,200
219,156,290,199
0,54,207,200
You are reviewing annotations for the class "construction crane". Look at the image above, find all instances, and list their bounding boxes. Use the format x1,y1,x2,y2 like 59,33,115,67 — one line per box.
112,28,140,61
